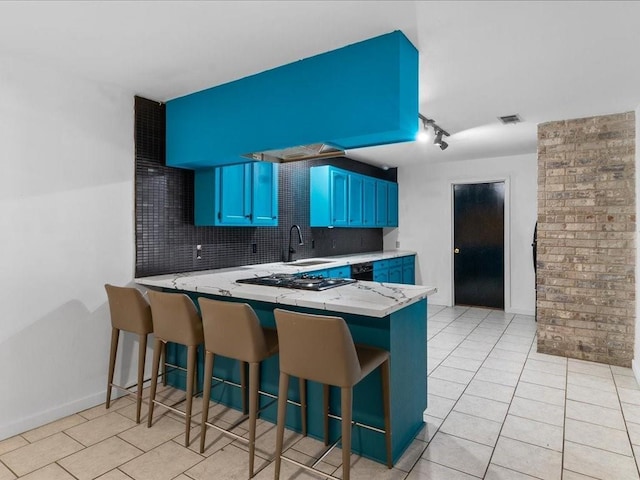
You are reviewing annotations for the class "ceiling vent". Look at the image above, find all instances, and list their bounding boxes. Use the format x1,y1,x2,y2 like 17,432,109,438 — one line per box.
498,114,522,125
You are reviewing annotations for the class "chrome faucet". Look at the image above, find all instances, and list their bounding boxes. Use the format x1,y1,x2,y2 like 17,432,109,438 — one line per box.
287,224,304,262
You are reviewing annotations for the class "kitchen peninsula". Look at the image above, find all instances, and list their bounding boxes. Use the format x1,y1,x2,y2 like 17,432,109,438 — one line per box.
135,251,436,465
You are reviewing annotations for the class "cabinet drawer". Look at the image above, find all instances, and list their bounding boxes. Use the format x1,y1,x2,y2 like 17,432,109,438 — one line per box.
328,266,351,279
388,258,403,268
403,255,415,266
374,260,390,270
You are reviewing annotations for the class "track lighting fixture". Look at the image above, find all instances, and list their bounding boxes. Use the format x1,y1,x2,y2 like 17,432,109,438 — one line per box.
418,113,450,150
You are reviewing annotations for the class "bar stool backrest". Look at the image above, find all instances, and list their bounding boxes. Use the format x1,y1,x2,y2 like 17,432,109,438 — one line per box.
198,298,269,363
105,284,153,335
274,309,361,388
147,290,203,346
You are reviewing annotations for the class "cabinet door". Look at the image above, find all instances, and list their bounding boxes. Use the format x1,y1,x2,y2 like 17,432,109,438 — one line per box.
328,266,351,279
362,177,376,227
348,174,363,226
387,182,398,227
252,162,278,226
403,265,415,285
216,163,252,225
375,181,388,226
373,260,389,282
331,169,349,226
388,266,402,283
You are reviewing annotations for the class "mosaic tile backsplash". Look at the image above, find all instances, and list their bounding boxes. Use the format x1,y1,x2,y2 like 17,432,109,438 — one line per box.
135,96,396,277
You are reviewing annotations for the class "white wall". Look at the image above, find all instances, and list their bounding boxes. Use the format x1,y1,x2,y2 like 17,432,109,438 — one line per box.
0,56,136,439
385,153,538,315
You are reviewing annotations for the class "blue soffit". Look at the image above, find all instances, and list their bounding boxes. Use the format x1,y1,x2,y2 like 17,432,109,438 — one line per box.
166,30,419,169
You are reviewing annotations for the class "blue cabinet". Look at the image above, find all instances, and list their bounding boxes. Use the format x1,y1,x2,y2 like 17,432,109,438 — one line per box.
387,182,399,227
402,255,415,284
311,166,398,228
388,258,403,283
307,266,351,279
194,162,278,226
373,259,390,282
375,181,389,226
373,255,415,284
362,177,376,227
348,174,363,226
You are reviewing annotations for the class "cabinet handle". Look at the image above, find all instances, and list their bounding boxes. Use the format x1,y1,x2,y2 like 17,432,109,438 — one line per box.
454,248,460,254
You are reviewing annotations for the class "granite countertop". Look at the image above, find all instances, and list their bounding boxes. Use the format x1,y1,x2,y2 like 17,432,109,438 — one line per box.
135,250,437,318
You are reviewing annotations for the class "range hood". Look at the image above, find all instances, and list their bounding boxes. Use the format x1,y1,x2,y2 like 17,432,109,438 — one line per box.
165,31,418,170
241,143,345,163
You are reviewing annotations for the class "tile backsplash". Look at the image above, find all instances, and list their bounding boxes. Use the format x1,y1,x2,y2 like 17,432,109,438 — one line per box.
135,96,396,277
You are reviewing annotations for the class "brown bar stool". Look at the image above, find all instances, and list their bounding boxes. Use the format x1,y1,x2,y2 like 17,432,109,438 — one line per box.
104,284,155,424
198,298,307,478
147,290,204,447
273,308,392,480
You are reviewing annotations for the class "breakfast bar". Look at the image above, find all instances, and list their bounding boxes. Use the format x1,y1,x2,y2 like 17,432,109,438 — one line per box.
136,259,436,465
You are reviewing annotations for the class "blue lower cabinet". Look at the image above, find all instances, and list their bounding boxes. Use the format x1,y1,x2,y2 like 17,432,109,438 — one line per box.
402,255,416,285
328,266,351,278
373,259,389,282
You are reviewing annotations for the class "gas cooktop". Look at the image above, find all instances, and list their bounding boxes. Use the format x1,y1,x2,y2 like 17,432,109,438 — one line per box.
236,273,356,291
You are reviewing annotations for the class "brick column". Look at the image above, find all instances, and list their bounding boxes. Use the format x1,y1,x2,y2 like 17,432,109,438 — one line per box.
537,111,636,366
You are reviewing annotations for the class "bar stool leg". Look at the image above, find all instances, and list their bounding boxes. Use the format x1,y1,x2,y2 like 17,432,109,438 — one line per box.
248,362,260,478
323,384,330,445
274,372,290,480
184,345,197,447
135,333,147,424
381,359,392,468
162,342,168,387
341,387,353,480
199,351,215,453
241,361,248,415
300,378,307,437
106,328,120,409
147,338,163,428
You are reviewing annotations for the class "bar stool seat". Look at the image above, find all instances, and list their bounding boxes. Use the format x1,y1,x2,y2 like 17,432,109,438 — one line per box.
104,284,155,424
147,290,204,447
273,308,392,480
198,298,306,478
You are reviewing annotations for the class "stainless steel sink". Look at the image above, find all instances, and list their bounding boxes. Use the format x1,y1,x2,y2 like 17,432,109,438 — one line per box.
285,260,333,267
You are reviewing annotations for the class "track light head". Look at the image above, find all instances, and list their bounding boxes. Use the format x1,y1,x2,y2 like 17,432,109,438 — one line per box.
419,113,450,151
433,129,444,146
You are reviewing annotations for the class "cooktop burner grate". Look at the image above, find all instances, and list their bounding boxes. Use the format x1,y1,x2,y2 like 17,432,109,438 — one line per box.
236,273,356,291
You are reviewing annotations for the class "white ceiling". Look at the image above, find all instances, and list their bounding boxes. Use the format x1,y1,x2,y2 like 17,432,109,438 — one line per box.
1,1,639,167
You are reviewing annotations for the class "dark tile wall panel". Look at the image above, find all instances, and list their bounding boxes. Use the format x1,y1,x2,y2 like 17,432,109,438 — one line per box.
135,96,392,277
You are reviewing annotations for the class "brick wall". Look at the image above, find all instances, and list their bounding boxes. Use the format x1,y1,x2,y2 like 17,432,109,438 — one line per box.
537,111,636,367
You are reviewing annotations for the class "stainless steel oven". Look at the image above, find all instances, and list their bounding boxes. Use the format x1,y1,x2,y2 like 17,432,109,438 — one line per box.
351,262,373,281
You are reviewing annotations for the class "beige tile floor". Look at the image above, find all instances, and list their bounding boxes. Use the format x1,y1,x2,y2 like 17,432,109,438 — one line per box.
2,305,640,479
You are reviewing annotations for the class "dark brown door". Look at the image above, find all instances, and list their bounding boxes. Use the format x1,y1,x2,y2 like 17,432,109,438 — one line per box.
453,182,505,309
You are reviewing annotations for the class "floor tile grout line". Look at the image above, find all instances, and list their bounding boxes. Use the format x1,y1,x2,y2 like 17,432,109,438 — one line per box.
427,308,541,478
611,362,640,477
479,326,541,479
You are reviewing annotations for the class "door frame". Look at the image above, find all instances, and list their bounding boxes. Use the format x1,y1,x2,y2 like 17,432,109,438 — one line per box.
449,176,511,312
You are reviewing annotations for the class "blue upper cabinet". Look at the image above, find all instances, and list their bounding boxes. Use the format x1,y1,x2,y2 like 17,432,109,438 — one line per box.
348,174,364,226
387,182,399,227
166,31,418,169
195,162,278,227
311,165,398,228
252,162,279,225
362,177,376,227
375,181,389,226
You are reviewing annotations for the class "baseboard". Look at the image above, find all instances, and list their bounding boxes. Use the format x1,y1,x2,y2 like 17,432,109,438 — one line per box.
0,390,110,441
506,307,535,316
